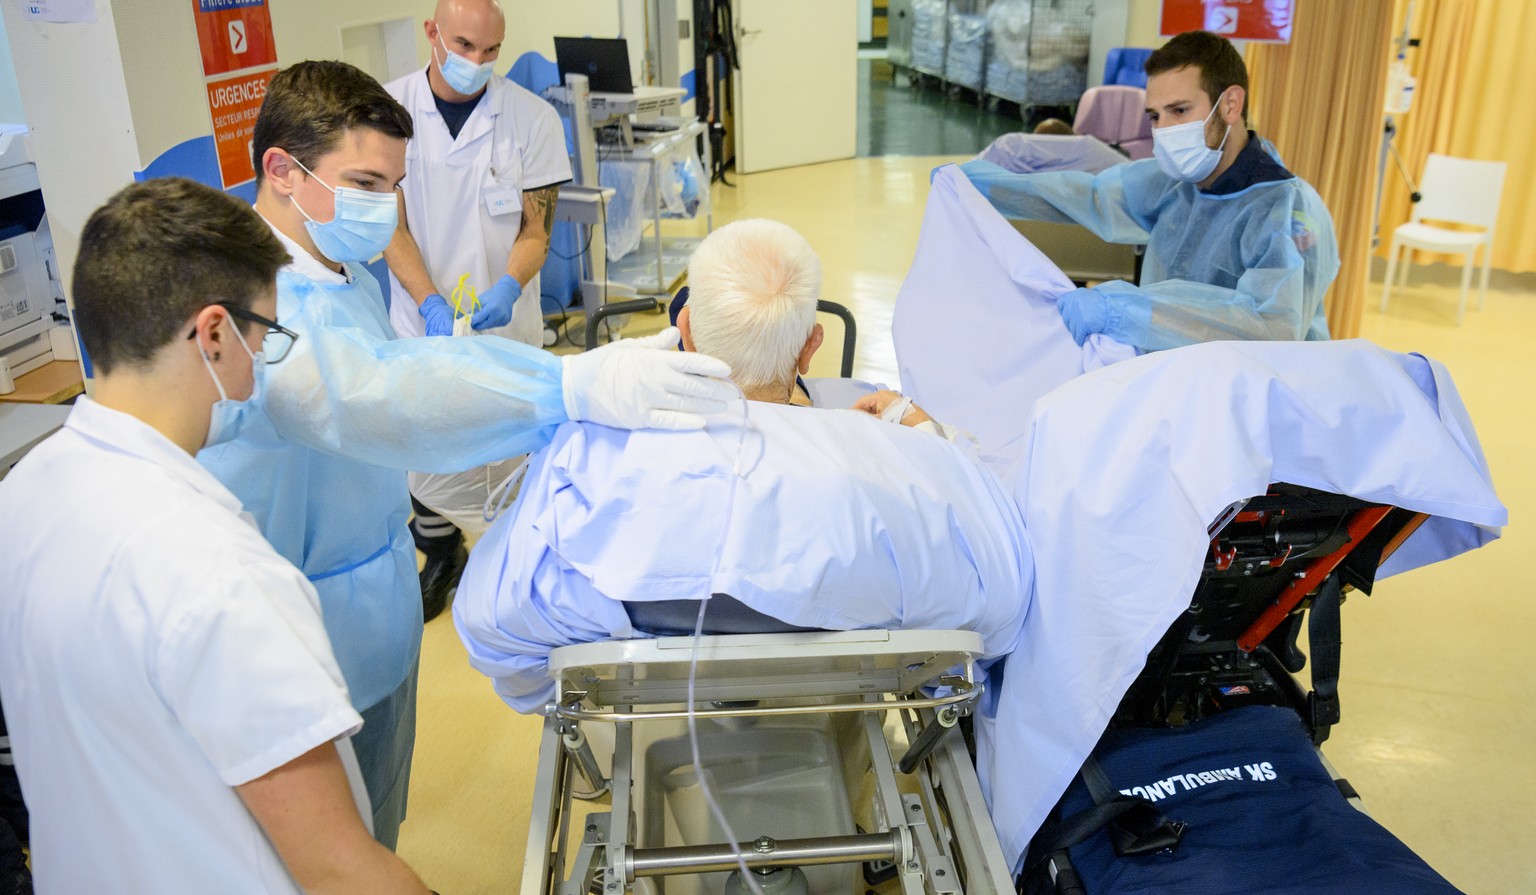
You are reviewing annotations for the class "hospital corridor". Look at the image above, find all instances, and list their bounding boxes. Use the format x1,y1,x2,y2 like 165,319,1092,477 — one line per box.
0,2,1533,895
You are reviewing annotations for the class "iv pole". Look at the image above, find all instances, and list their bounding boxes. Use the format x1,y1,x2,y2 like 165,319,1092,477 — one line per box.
1373,3,1422,249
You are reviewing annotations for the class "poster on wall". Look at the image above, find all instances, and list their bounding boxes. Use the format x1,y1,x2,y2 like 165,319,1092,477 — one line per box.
206,67,275,189
191,0,279,188
1161,0,1293,43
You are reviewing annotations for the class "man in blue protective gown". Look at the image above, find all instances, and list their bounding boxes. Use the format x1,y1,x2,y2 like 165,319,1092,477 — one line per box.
197,61,734,850
960,30,1339,351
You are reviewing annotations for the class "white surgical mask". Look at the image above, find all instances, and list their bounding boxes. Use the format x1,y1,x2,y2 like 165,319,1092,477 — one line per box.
197,320,264,449
436,33,495,95
1152,92,1233,184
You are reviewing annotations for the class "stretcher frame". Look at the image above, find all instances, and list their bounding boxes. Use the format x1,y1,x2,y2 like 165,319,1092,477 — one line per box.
522,629,1016,895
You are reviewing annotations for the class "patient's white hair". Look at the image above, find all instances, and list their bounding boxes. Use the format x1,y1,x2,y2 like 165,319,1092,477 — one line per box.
686,219,822,392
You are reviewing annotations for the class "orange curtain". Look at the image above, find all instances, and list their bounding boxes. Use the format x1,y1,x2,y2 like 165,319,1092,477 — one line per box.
1246,0,1397,340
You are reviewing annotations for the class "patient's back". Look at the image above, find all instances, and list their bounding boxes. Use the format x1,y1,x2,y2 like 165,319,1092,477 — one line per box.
454,402,1034,712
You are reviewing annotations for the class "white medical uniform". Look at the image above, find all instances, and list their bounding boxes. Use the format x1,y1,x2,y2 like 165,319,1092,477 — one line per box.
385,70,572,346
0,398,366,894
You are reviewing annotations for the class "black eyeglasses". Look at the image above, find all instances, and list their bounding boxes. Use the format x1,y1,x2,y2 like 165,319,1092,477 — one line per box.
187,302,299,364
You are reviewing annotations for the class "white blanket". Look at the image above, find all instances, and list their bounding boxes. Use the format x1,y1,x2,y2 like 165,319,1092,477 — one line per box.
901,169,1505,869
454,402,1033,712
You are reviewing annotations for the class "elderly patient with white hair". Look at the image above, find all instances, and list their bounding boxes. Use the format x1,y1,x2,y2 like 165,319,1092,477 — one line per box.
452,219,1033,713
672,218,965,438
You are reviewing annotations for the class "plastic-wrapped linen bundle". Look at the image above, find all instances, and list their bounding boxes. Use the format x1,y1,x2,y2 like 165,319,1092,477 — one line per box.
1028,16,1090,104
945,11,986,90
985,0,1032,102
911,0,947,73
654,142,706,219
599,160,652,262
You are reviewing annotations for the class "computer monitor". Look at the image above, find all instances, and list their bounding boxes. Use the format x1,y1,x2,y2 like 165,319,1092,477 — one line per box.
554,37,634,94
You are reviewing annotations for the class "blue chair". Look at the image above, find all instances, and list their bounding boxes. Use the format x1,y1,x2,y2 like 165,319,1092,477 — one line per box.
506,52,584,314
1102,48,1153,88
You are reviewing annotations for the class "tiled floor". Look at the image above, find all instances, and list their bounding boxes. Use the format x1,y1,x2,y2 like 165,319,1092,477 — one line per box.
398,152,1536,894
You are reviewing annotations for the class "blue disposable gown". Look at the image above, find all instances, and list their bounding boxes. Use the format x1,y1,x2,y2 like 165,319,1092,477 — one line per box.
958,136,1339,351
199,267,566,710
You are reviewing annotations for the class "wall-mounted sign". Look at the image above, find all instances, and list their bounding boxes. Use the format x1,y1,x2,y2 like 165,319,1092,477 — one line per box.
192,0,277,78
190,0,279,188
204,67,275,188
1161,1,1293,44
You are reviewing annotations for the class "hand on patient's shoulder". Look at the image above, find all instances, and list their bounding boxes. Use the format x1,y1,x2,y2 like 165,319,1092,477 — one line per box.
853,389,935,428
561,327,737,431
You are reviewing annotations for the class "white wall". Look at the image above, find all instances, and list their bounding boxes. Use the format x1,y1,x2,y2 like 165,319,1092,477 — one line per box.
1126,0,1164,46
0,13,26,124
1089,0,1131,88
1,3,145,300
501,0,647,79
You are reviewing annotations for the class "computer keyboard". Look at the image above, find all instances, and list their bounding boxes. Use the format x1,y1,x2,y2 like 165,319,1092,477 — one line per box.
631,115,692,132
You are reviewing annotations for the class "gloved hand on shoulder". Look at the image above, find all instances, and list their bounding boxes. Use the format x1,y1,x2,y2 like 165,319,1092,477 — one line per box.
561,327,736,430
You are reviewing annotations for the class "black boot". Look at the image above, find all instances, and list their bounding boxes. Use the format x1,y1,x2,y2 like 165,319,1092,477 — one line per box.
411,497,465,623
0,707,29,895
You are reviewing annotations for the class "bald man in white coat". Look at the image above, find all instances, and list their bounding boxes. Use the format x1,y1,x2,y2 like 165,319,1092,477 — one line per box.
383,0,573,619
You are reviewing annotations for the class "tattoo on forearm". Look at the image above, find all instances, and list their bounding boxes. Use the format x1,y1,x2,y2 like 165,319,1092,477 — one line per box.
525,186,558,245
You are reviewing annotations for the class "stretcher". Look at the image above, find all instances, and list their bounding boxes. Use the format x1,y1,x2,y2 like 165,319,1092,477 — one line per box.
522,620,1016,895
1026,483,1460,894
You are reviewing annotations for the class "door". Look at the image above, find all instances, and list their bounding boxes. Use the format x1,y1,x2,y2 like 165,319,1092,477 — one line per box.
733,0,858,174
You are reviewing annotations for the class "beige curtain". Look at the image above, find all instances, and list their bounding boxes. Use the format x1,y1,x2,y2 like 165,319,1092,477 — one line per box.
1246,0,1397,340
1375,0,1478,264
1378,0,1536,273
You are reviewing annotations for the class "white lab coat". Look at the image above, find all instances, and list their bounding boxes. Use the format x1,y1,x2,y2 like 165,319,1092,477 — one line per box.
384,71,572,346
0,398,368,893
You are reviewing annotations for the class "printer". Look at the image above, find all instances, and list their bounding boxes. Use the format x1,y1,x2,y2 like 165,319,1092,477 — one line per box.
0,127,59,379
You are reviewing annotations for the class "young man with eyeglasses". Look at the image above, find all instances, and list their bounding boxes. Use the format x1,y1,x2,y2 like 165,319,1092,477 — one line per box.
0,177,433,894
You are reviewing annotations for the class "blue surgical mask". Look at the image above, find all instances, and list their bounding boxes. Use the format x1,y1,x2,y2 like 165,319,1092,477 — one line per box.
436,33,495,95
197,320,264,449
287,154,398,263
1152,92,1232,184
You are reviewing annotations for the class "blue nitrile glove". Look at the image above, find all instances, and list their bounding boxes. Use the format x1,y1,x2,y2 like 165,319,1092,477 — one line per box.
471,274,521,330
419,293,454,337
1057,286,1111,346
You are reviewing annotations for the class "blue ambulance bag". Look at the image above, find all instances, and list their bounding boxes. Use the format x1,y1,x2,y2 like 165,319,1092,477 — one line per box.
1022,706,1461,894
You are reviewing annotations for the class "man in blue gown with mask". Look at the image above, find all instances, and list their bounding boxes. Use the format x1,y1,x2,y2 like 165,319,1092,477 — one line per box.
960,30,1339,351
198,60,734,849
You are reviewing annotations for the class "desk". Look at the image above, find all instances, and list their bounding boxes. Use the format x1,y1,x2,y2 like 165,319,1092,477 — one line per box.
0,360,84,405
0,403,70,473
